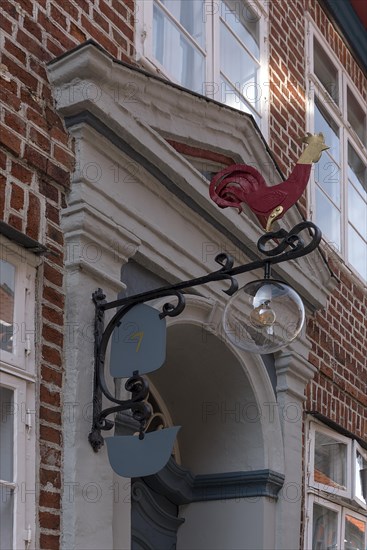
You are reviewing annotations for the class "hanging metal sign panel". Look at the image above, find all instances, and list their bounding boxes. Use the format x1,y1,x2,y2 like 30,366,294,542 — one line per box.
110,303,166,378
105,427,181,478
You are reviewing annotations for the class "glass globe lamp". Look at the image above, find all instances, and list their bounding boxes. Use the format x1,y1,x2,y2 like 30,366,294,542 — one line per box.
223,279,305,353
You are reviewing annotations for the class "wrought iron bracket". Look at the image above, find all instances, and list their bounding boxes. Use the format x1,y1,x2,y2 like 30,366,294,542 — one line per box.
89,221,321,451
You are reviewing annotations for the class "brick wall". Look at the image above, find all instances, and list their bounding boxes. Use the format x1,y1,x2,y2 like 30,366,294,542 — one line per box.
269,2,367,547
269,0,367,439
0,1,135,548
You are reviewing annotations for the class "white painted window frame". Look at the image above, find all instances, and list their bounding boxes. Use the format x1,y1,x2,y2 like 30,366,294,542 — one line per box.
0,368,36,549
135,0,269,139
305,419,367,550
0,236,37,550
308,420,352,499
0,237,36,375
341,506,367,550
306,494,342,550
305,16,367,281
306,493,367,550
353,441,367,510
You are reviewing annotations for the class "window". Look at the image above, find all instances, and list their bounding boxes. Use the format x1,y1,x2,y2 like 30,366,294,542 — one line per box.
136,0,268,131
307,24,367,281
306,420,367,550
0,237,36,549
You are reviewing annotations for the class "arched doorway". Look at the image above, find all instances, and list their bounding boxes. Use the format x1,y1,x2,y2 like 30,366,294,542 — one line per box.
114,295,285,549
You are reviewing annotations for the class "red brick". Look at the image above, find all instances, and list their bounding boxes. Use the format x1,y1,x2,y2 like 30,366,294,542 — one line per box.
1,12,14,35
4,38,27,65
69,21,86,42
60,1,79,20
11,161,33,184
47,223,63,246
39,491,61,510
44,243,64,267
50,4,67,28
81,14,118,57
112,28,128,51
39,180,59,203
42,345,62,367
40,384,61,407
27,108,49,134
0,176,6,219
40,424,62,446
46,37,64,58
4,110,26,137
26,192,40,240
42,324,63,348
44,261,63,287
39,510,60,531
23,144,48,172
1,0,19,20
40,534,60,550
1,53,38,90
45,203,60,225
42,305,64,326
112,0,128,21
43,285,65,309
23,16,43,42
41,364,62,386
40,405,62,426
8,214,23,231
10,184,24,211
0,150,7,170
46,161,69,188
30,127,51,153
40,468,61,490
50,126,70,147
0,124,22,156
93,8,110,32
38,11,76,50
16,0,33,16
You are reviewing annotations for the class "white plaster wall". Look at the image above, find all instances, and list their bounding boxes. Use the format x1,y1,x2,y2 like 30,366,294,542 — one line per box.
177,498,276,550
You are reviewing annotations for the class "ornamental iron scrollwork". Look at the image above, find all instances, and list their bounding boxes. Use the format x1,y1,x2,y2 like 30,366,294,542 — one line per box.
89,221,321,475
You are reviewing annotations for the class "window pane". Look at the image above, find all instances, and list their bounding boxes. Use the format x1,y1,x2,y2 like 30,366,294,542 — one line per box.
315,188,341,250
355,450,367,505
0,260,15,354
315,153,340,206
153,2,205,91
220,78,260,124
348,143,367,199
347,87,366,144
312,503,338,550
221,0,260,59
348,182,367,238
344,515,366,550
348,225,367,280
313,37,339,103
0,486,14,550
314,431,347,489
314,99,340,163
159,0,205,47
0,387,14,482
220,22,259,108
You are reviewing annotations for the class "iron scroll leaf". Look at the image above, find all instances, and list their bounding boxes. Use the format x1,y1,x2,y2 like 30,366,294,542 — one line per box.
105,426,181,477
110,303,166,377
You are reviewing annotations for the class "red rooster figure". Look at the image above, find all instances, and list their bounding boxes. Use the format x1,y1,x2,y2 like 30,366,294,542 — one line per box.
209,133,329,231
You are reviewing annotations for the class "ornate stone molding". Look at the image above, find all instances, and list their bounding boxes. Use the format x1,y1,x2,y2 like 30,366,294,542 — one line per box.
47,41,334,311
143,457,284,505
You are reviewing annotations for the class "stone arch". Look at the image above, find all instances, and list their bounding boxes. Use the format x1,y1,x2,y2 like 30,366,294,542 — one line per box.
148,294,285,476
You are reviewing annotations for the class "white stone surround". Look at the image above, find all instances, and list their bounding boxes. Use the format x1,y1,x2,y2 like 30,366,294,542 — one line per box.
48,42,333,550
